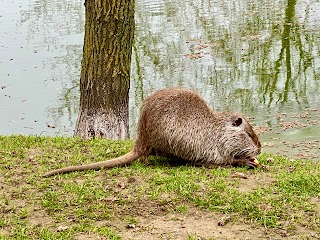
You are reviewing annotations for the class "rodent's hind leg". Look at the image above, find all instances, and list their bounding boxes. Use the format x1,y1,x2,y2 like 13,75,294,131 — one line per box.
137,156,150,165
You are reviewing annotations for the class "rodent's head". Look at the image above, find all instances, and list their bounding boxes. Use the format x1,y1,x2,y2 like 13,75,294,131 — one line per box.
221,114,262,162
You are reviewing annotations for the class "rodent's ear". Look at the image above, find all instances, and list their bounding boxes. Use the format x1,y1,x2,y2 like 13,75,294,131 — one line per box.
232,117,243,127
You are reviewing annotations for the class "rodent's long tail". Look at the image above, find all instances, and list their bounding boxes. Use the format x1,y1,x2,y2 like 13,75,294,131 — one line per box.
43,150,140,177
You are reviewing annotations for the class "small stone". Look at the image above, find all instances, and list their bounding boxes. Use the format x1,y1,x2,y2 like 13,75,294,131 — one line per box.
261,164,270,171
126,224,136,229
57,226,68,232
217,216,231,226
267,158,274,163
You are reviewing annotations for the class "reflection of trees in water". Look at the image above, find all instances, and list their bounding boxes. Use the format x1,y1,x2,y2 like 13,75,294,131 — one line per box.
45,44,81,129
132,0,320,119
259,0,318,108
19,0,320,134
20,0,84,38
19,0,84,131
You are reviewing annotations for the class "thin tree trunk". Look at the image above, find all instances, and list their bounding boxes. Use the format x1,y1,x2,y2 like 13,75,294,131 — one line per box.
75,0,135,139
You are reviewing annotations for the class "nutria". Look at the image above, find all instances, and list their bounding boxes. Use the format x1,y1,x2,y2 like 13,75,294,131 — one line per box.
43,88,261,177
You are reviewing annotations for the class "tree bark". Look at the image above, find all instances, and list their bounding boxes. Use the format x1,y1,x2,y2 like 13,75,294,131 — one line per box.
75,0,135,139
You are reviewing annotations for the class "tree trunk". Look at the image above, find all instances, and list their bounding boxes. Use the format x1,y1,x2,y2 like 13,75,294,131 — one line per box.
75,0,135,139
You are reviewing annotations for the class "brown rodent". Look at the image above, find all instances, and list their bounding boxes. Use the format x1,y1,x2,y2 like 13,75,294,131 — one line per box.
43,88,261,177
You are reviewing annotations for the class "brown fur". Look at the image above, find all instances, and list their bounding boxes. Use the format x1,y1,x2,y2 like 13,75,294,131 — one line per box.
43,88,261,177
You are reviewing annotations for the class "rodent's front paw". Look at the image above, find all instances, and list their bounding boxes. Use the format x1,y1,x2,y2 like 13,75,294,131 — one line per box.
246,157,259,168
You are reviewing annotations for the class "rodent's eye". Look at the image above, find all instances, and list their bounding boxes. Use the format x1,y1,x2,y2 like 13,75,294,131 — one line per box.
232,117,243,127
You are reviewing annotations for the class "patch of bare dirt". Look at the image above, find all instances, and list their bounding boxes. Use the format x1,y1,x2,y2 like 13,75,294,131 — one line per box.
92,206,318,240
28,209,53,228
119,211,257,240
310,197,320,215
75,234,107,240
232,171,275,193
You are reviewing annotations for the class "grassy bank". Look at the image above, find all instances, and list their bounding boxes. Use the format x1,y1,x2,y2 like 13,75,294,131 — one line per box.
0,135,319,239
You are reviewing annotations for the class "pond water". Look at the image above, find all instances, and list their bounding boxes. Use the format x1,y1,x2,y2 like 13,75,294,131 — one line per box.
0,0,319,160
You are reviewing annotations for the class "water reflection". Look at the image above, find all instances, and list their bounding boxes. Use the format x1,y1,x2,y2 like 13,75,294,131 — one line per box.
132,0,319,110
0,0,83,135
131,0,320,159
0,0,319,159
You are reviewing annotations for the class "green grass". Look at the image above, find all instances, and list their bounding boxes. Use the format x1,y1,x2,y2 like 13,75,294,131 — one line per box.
0,135,319,239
